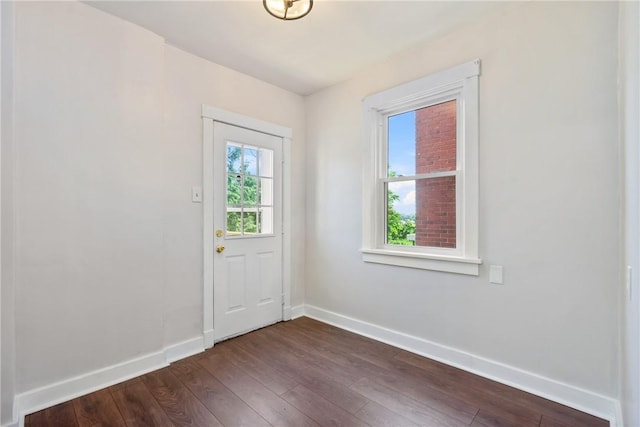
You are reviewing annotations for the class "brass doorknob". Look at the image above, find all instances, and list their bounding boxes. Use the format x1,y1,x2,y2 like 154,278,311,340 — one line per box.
216,245,225,253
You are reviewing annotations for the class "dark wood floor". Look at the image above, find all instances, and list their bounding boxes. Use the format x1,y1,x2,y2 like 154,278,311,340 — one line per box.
26,317,609,427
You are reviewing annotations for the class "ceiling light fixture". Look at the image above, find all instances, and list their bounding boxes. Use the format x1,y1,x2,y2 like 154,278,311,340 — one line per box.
263,0,313,20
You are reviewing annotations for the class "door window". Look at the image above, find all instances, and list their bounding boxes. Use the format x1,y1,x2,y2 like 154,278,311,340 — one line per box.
226,142,274,237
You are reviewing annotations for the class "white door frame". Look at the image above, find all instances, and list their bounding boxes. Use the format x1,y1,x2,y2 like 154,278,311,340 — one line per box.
202,105,292,348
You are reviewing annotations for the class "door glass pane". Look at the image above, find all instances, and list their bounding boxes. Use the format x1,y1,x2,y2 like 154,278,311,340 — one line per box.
260,207,273,234
227,174,242,206
259,148,273,178
227,144,242,174
259,177,273,206
226,210,241,236
225,141,275,238
243,175,258,206
243,211,258,234
244,147,258,176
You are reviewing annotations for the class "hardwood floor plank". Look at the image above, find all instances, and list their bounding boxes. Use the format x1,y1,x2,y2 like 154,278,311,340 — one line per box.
231,329,370,414
285,318,400,364
392,349,545,425
354,401,421,427
72,388,126,427
199,352,320,427
471,408,541,427
282,384,370,427
398,349,604,427
276,318,479,424
267,321,381,377
170,358,271,426
141,366,223,427
249,326,360,387
26,401,79,427
110,378,175,427
217,339,299,395
540,415,573,427
350,377,468,427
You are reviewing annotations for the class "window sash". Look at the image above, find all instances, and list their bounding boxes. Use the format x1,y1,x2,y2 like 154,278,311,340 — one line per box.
383,174,459,248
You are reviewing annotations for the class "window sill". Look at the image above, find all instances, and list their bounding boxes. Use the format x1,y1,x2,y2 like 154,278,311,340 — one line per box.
361,248,481,275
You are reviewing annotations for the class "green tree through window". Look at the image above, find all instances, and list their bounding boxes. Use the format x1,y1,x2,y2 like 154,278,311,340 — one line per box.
226,145,258,234
387,171,416,245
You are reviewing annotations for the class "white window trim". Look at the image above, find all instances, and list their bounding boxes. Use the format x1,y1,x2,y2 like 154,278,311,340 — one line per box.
361,59,481,275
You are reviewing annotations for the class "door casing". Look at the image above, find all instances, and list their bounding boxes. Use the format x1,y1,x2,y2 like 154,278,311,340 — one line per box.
202,105,293,348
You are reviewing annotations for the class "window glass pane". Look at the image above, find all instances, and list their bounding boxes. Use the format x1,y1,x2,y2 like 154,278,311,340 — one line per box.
259,148,274,178
226,210,242,236
388,100,457,178
415,176,456,248
244,147,258,176
259,177,273,206
388,111,416,177
227,174,242,206
227,144,242,174
260,207,273,234
387,177,456,248
416,100,457,174
243,211,258,234
243,175,258,206
387,181,416,246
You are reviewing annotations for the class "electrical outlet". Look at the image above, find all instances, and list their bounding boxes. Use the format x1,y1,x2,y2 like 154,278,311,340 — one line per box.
489,265,504,285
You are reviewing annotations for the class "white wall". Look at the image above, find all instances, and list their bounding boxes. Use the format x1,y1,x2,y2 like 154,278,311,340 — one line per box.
1,1,15,424
10,0,305,411
161,44,306,346
14,1,166,393
305,0,619,400
621,1,640,425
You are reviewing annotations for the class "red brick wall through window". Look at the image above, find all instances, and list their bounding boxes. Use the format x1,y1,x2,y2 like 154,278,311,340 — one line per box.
415,101,457,248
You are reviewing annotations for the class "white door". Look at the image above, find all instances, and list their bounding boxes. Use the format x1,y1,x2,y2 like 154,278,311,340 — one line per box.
212,122,283,341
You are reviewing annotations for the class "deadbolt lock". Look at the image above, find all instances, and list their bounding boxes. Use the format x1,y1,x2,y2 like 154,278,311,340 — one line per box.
215,229,223,238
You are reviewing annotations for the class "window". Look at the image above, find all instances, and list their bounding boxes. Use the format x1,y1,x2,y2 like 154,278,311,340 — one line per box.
226,142,274,237
361,59,481,275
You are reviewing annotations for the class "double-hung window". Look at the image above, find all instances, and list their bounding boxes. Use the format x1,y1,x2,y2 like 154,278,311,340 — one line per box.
361,59,481,275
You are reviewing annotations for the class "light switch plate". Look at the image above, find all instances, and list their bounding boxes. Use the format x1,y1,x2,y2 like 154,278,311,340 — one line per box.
489,265,503,285
192,186,202,203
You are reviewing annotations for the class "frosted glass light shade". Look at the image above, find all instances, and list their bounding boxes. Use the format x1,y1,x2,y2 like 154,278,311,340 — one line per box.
263,0,313,20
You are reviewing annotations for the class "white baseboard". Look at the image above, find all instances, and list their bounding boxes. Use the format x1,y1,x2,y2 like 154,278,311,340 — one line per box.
290,304,305,319
302,304,621,427
12,336,206,426
164,336,204,364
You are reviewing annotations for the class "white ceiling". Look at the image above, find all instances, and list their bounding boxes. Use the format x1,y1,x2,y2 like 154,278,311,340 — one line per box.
87,1,511,95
